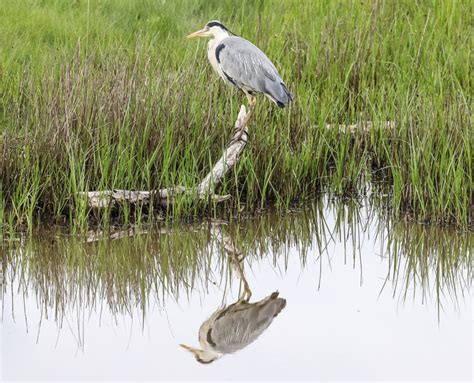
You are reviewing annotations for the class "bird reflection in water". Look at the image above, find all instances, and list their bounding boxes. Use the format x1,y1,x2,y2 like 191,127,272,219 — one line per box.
180,224,287,364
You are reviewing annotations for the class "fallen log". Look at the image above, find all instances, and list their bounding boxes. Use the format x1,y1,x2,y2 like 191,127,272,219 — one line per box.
325,120,395,133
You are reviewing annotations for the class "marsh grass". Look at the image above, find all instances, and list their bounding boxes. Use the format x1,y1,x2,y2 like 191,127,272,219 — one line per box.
0,0,472,230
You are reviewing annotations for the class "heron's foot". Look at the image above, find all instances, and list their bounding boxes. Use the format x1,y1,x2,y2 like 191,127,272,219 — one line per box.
230,115,250,145
231,125,248,145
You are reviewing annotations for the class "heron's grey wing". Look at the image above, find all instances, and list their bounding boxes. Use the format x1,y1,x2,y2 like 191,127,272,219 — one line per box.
216,37,292,105
208,292,286,354
217,37,279,86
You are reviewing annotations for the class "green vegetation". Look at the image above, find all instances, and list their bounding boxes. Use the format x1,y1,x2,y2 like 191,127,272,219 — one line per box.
1,0,472,230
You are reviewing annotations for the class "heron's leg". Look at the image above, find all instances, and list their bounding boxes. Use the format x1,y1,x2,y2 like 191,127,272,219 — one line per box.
242,94,256,130
240,270,252,303
232,94,256,143
246,93,257,110
231,250,252,303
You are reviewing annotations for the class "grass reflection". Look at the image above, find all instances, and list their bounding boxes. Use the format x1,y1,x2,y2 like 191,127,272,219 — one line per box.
379,220,472,317
2,199,471,335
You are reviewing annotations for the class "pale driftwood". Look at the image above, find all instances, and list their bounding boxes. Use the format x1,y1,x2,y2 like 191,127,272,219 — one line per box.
85,228,148,243
197,106,249,198
325,120,395,133
84,226,176,243
79,105,249,210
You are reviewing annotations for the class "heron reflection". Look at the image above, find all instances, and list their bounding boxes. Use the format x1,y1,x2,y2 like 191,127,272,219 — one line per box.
180,224,286,364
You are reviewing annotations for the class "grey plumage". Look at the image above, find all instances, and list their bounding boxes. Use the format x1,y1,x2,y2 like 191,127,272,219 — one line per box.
200,291,286,355
216,37,293,108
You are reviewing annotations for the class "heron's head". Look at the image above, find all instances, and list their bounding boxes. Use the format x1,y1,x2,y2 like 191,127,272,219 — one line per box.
179,343,219,364
187,20,231,39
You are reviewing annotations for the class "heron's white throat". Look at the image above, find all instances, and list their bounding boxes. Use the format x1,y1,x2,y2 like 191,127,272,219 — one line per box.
207,27,230,54
207,28,230,82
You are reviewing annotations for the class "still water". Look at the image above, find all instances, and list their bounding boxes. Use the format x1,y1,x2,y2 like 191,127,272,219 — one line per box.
2,199,473,381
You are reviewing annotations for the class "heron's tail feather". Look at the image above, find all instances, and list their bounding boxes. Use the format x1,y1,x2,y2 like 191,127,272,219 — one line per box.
257,291,286,320
266,81,293,108
270,291,280,299
259,298,286,320
280,82,294,102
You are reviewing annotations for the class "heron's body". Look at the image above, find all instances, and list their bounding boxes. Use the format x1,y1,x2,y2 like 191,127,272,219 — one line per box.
201,291,286,354
188,21,293,108
181,291,286,363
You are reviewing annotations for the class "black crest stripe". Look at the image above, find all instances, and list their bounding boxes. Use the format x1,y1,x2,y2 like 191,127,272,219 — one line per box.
206,21,227,30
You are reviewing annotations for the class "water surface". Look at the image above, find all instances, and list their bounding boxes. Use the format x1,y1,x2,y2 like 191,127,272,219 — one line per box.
2,199,472,381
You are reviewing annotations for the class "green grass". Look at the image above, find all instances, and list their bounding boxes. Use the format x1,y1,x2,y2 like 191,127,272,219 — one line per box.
0,0,472,230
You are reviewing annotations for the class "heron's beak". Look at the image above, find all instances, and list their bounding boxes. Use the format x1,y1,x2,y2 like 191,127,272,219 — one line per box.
187,28,208,39
179,344,199,354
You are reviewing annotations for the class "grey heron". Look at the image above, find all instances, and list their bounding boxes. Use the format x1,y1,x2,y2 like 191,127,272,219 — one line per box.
187,20,293,126
180,291,286,364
